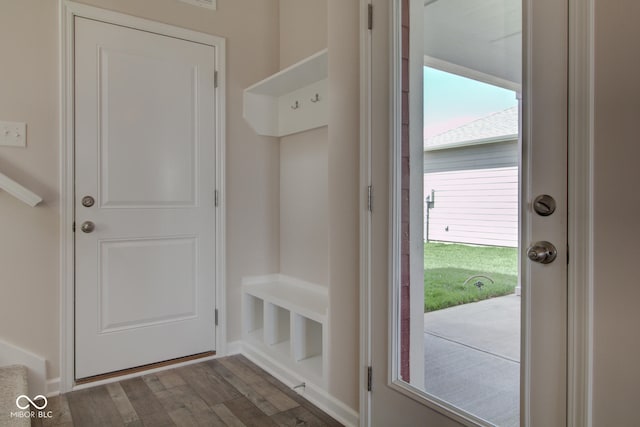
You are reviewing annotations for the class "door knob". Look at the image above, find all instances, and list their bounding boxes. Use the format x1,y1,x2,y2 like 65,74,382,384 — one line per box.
527,241,557,264
81,221,95,233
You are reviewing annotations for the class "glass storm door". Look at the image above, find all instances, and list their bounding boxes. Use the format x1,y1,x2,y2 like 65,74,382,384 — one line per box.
365,0,567,425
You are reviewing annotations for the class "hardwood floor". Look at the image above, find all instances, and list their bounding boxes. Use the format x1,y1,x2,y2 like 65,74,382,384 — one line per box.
34,355,343,427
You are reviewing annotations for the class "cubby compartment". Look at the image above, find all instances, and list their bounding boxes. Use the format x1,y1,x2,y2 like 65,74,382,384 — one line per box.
244,294,264,343
293,314,322,361
264,303,291,358
293,314,324,378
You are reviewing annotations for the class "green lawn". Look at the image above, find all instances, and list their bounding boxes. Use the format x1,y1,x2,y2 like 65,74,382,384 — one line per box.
424,242,518,312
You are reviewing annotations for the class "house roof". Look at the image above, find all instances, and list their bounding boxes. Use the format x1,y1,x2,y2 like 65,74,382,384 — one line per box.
424,106,519,151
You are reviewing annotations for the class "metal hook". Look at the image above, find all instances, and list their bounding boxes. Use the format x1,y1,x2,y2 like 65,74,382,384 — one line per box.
310,93,320,103
291,100,300,110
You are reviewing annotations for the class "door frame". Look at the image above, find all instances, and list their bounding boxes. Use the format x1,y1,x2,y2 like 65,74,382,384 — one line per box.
58,0,226,393
358,0,594,425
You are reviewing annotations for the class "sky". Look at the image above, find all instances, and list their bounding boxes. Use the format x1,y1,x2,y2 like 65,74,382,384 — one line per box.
424,67,518,139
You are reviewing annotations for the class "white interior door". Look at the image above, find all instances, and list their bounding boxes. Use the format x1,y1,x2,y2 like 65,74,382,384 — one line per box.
74,17,217,379
365,0,567,425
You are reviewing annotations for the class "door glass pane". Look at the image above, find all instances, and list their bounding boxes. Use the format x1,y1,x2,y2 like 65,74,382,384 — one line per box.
396,1,522,425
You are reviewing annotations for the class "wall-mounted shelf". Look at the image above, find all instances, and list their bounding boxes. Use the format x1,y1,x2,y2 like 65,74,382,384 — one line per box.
243,49,328,137
0,171,42,207
242,274,328,387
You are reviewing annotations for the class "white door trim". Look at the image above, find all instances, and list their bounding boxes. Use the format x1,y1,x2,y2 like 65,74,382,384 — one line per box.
567,0,595,425
358,0,595,425
358,1,373,425
58,0,226,392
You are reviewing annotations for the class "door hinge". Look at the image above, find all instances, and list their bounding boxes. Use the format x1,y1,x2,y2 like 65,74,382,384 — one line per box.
367,185,373,212
215,308,219,326
368,4,373,30
72,221,76,233
367,366,373,391
214,70,219,88
215,190,219,207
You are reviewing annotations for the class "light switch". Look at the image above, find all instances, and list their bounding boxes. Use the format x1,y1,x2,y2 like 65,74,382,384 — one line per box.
0,121,26,147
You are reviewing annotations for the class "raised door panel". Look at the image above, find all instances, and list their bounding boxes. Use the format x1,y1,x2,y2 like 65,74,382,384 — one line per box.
99,48,199,208
99,237,198,332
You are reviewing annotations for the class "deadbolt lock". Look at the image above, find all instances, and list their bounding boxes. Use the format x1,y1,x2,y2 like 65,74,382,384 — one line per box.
533,194,556,216
81,196,95,208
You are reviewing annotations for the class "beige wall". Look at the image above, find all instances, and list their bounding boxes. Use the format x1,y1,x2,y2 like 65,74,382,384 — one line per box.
592,1,640,424
278,0,329,288
280,128,329,286
0,0,281,383
0,0,60,381
279,0,328,69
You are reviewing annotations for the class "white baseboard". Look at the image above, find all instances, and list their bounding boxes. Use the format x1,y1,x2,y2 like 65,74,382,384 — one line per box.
46,378,61,397
0,339,47,396
225,340,243,356
239,341,359,427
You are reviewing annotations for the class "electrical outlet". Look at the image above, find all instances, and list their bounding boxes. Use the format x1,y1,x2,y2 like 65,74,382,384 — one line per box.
0,121,26,147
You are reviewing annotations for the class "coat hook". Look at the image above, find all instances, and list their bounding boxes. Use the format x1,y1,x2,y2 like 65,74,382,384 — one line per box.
310,93,320,103
291,100,300,110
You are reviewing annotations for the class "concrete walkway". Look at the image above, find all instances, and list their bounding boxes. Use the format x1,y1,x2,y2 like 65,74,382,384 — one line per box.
423,295,520,427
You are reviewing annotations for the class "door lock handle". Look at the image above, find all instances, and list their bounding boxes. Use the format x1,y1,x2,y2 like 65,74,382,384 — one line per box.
81,221,95,233
527,241,557,264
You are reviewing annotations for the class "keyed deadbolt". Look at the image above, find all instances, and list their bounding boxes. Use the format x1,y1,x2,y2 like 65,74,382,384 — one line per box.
81,196,95,208
533,194,556,216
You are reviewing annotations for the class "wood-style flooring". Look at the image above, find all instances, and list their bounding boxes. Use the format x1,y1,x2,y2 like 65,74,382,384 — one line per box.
33,355,343,427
